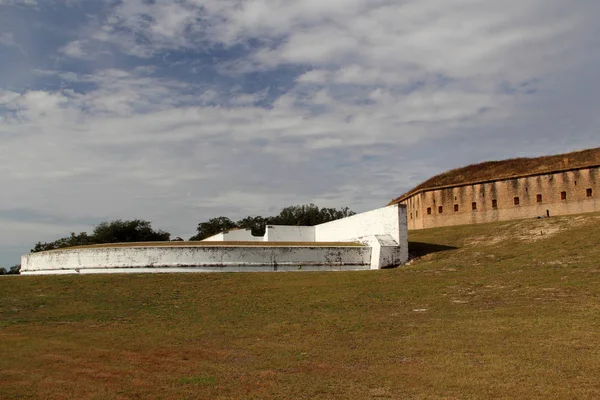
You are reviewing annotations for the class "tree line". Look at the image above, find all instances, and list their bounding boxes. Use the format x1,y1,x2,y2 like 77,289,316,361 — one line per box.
29,204,355,254
0,265,20,275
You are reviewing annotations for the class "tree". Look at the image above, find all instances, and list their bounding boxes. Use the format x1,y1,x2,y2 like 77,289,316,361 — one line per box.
92,219,170,243
190,217,238,241
236,216,270,237
31,232,95,253
0,265,20,275
30,220,170,253
270,204,356,226
190,205,356,241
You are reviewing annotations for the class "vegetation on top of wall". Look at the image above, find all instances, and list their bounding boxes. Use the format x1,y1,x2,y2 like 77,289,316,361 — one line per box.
190,204,356,241
391,146,600,204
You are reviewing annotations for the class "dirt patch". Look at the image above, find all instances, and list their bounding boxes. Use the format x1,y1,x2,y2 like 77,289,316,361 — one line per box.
465,215,596,246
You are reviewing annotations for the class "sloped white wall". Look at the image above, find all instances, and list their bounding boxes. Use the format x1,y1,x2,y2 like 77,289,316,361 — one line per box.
315,204,407,244
203,229,262,241
264,225,315,242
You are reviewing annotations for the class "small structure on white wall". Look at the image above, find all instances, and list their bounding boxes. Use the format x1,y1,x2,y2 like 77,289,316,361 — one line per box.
20,204,408,275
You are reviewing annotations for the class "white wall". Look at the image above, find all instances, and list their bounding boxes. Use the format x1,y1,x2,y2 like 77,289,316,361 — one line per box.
314,205,409,268
20,204,410,274
315,204,407,244
203,229,262,242
203,232,225,241
20,245,371,274
264,225,315,242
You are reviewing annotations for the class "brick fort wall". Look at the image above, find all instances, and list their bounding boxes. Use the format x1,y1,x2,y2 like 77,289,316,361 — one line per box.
400,166,600,230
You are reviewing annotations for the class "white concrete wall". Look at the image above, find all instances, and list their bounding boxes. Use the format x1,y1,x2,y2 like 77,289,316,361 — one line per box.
20,204,409,274
203,232,225,241
314,205,409,268
264,225,315,242
357,234,409,269
315,204,407,244
203,229,262,242
20,245,371,274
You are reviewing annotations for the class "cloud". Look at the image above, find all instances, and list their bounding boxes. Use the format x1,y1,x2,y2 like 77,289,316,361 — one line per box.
59,40,94,59
0,0,37,5
0,32,16,46
0,0,599,265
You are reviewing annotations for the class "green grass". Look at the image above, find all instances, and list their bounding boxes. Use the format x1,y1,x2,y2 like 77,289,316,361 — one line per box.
2,213,600,399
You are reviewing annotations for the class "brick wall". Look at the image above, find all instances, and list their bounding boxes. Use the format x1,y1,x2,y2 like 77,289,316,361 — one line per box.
402,166,600,230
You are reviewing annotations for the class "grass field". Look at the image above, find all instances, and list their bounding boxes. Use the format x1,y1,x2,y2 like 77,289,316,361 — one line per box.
2,213,600,399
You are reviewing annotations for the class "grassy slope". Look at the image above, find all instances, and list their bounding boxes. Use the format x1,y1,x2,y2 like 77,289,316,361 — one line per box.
1,213,600,399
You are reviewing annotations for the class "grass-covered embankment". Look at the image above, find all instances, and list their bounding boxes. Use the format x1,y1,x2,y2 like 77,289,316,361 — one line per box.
1,213,599,399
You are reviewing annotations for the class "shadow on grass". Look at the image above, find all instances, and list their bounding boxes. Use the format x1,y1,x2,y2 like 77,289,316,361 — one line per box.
409,242,458,258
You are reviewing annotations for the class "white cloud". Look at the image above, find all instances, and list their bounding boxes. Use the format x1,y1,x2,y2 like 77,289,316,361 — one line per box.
1,0,599,265
59,40,93,59
0,32,16,46
0,0,37,5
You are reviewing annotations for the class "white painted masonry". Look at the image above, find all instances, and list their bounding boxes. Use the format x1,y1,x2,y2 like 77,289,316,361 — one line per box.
20,204,408,274
21,245,371,275
314,205,408,269
315,205,406,244
203,229,262,241
264,225,315,242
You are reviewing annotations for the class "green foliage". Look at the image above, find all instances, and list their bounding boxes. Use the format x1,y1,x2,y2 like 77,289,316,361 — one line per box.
236,215,270,236
31,220,170,253
92,220,170,244
269,204,355,226
31,232,95,253
190,204,355,240
190,217,237,241
0,265,20,275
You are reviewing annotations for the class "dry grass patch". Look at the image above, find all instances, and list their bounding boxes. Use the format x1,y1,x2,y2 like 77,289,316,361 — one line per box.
2,213,600,399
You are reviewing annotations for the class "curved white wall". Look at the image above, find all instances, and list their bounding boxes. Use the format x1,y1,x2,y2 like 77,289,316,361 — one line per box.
20,204,409,274
21,245,372,275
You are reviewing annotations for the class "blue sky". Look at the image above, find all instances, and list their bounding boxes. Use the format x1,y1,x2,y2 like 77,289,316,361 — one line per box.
1,0,599,267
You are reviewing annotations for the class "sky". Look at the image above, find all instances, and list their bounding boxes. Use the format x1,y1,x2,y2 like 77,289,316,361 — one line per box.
1,0,599,267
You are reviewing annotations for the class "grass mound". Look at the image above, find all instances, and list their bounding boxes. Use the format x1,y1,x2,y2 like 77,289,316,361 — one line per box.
2,213,600,399
391,146,600,203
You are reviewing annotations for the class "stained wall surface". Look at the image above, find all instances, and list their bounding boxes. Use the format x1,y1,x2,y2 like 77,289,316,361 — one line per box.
401,166,600,230
21,204,410,274
264,225,315,242
21,245,372,274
